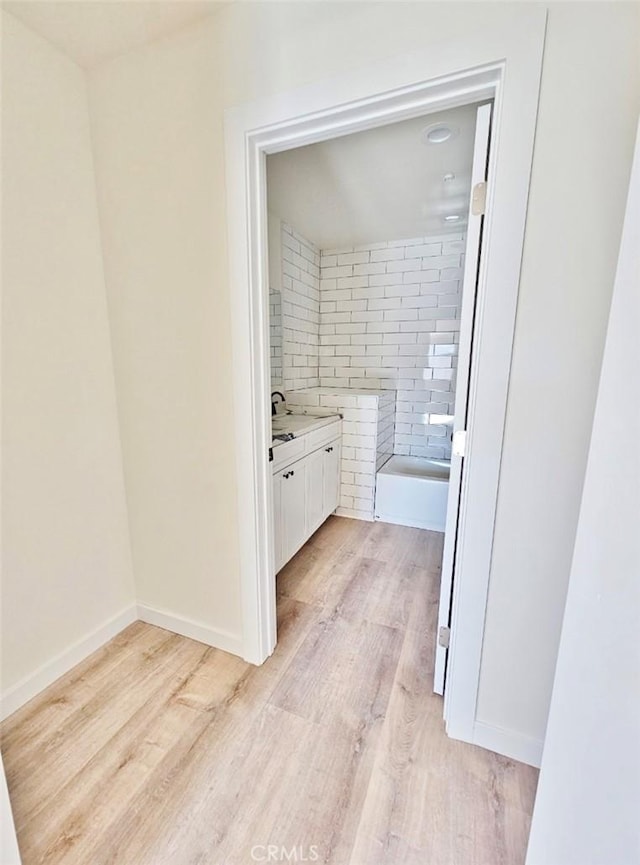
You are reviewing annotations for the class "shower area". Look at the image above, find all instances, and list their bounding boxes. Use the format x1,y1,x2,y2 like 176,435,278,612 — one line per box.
266,103,478,534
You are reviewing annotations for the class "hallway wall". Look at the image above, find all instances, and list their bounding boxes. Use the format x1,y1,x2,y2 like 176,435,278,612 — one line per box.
526,119,640,865
1,12,135,706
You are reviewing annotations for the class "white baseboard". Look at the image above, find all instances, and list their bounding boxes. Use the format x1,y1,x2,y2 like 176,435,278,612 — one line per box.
0,604,138,721
335,507,374,522
136,604,243,658
473,720,543,768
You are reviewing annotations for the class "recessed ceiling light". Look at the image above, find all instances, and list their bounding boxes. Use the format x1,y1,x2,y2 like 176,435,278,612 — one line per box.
443,172,456,182
422,123,459,145
444,214,461,222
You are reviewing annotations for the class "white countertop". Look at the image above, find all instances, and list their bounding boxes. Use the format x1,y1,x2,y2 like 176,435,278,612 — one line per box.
271,411,341,448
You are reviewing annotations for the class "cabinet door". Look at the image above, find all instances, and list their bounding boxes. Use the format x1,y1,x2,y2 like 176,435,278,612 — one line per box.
272,471,284,573
306,447,325,535
322,441,341,519
281,461,307,565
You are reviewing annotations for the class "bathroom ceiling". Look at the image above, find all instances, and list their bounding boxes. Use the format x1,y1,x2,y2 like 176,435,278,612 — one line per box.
2,1,227,69
267,103,479,249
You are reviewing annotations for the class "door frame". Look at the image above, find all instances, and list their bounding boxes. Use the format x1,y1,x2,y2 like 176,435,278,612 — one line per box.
224,10,546,746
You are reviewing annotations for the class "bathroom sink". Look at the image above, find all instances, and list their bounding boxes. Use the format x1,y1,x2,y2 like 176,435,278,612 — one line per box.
272,414,319,433
271,415,294,431
271,412,340,441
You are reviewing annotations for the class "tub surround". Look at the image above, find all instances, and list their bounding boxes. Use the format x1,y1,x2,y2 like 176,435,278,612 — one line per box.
319,234,463,460
269,288,282,390
280,222,321,392
270,227,463,461
376,393,395,470
271,226,466,519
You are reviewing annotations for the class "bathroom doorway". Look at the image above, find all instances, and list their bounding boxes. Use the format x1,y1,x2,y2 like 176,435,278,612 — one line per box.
265,101,492,697
224,23,545,749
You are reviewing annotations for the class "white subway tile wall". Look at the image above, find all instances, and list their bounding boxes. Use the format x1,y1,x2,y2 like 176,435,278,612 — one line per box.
286,387,390,521
319,234,464,458
274,229,465,519
281,223,321,392
376,392,395,471
269,288,282,390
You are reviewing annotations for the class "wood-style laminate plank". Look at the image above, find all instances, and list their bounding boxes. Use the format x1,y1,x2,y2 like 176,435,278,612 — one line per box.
348,567,535,865
1,622,166,759
81,597,321,865
4,630,187,829
1,516,538,865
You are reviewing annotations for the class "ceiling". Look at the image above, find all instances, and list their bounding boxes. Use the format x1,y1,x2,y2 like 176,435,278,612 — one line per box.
2,1,226,69
267,103,479,249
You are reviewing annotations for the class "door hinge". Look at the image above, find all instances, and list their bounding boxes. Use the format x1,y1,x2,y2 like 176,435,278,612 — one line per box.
438,626,451,649
472,181,487,216
452,429,467,458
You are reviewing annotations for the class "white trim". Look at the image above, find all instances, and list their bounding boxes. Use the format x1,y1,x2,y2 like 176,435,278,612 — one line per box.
136,604,243,657
335,508,373,522
473,720,543,768
225,11,547,743
0,604,137,721
0,603,244,721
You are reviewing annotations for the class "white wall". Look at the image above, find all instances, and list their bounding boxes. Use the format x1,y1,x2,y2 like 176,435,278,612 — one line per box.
526,121,640,865
1,13,135,701
86,2,640,751
475,2,640,751
266,103,477,248
86,20,243,638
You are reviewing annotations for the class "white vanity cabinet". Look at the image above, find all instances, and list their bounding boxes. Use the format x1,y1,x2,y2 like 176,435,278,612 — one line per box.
272,419,342,572
273,462,307,571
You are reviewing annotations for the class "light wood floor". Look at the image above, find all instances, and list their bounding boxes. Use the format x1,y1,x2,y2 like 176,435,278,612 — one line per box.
1,517,538,865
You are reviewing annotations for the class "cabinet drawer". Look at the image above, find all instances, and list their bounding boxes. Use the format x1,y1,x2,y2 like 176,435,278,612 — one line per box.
271,436,306,473
305,420,342,453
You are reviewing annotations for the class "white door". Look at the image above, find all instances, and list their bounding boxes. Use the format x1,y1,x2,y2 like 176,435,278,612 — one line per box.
433,102,493,695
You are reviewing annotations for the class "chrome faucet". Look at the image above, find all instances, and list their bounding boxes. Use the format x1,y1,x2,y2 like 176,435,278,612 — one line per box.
271,391,285,417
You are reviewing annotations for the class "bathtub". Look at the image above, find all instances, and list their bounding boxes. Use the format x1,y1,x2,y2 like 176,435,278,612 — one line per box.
374,455,450,532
